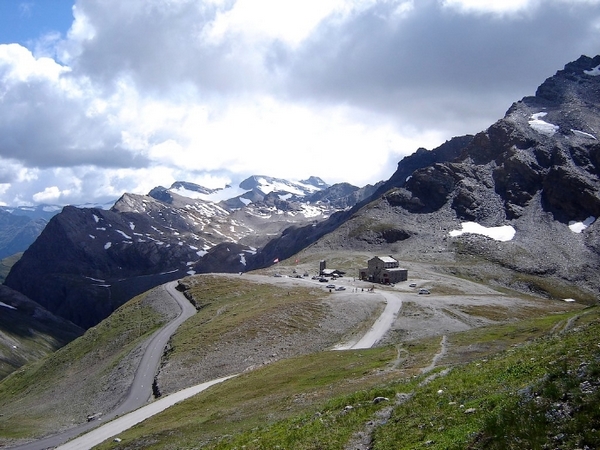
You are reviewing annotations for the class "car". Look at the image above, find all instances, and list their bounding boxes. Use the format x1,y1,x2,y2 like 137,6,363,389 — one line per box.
418,288,430,295
409,283,417,287
335,286,346,291
326,284,336,289
319,278,328,282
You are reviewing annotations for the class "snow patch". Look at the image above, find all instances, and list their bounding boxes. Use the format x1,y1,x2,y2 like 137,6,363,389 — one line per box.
239,253,247,266
449,222,516,242
89,234,96,239
129,222,135,230
104,242,112,250
0,301,16,310
93,214,100,223
116,230,132,240
563,298,576,303
529,112,558,136
571,129,597,140
239,197,252,206
584,65,600,76
85,276,106,282
568,216,595,233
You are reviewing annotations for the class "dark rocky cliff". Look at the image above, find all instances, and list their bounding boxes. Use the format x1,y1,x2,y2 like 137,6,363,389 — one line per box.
248,55,600,298
4,205,197,328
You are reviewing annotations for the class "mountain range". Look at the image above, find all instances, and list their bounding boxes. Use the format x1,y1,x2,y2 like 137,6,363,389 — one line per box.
3,54,600,331
3,175,378,328
1,54,600,449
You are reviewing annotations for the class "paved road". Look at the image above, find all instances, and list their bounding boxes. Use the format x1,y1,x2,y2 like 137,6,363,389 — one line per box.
55,376,236,450
56,281,402,448
10,281,196,450
334,289,402,350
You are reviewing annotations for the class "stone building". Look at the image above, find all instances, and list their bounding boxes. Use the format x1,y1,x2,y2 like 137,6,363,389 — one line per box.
359,256,408,284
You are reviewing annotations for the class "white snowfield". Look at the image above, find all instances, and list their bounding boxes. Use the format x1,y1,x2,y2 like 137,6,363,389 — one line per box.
529,112,559,136
584,65,600,76
449,222,516,242
569,216,596,233
449,216,595,240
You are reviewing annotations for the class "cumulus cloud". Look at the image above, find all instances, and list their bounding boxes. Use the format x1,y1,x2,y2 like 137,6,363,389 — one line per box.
0,0,599,206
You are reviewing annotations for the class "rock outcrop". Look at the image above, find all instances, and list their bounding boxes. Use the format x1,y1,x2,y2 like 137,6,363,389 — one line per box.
247,55,600,298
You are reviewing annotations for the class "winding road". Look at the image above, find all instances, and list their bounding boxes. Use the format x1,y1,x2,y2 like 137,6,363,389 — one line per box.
334,289,403,350
13,279,402,449
11,281,197,450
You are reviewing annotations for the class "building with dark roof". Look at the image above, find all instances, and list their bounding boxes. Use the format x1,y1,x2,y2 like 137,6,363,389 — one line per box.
359,256,407,284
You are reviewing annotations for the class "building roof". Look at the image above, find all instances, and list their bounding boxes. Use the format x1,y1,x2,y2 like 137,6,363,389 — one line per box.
374,256,398,263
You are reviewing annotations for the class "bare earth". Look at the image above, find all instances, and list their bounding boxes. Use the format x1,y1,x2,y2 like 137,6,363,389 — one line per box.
156,262,581,395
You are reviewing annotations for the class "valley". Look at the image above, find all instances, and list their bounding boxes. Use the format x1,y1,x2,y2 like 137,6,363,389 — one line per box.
0,54,599,449
0,252,583,449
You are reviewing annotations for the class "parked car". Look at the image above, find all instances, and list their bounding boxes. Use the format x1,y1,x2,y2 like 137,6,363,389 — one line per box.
326,284,336,289
418,289,430,295
319,278,328,282
335,286,346,291
409,283,417,287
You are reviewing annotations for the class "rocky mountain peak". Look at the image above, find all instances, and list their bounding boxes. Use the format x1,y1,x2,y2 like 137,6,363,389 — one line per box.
245,55,600,299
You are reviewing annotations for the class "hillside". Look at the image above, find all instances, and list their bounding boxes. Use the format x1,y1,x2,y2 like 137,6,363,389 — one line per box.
247,55,600,302
0,54,599,449
0,285,83,380
0,284,179,445
3,176,369,329
98,302,599,450
0,257,584,448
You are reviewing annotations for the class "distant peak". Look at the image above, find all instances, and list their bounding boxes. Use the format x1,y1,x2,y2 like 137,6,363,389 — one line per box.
300,176,329,188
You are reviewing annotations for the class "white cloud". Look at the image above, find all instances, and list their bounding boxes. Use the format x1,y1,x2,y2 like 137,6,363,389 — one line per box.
205,0,344,46
442,0,536,15
32,186,64,203
0,0,599,206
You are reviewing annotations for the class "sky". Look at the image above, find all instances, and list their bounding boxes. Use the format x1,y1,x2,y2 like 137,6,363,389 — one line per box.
0,0,599,206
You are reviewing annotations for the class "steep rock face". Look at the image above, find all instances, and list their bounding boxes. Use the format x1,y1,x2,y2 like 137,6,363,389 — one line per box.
383,135,474,190
4,205,199,328
4,176,365,327
381,54,600,225
248,55,600,297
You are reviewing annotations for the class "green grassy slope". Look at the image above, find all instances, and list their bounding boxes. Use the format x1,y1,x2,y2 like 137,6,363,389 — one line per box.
95,307,599,450
0,287,175,444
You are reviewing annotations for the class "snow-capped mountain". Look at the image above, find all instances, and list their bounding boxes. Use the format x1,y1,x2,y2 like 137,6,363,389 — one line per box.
5,175,374,328
13,54,600,331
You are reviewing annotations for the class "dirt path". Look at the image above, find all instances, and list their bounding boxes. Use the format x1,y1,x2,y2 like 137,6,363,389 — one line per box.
421,335,448,374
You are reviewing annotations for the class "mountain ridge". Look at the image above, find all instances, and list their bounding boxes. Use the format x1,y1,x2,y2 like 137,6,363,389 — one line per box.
4,175,366,328
4,54,600,329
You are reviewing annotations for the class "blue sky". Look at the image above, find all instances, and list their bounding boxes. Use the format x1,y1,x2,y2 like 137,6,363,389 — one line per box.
0,1,73,46
0,0,599,206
